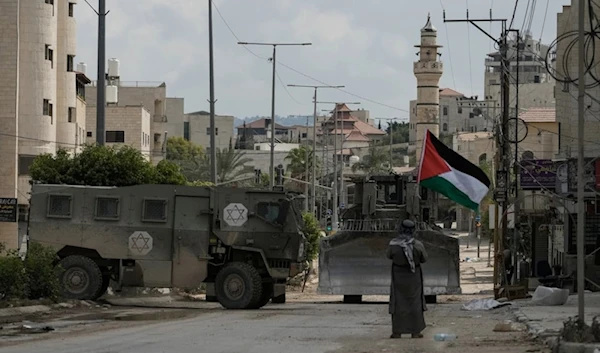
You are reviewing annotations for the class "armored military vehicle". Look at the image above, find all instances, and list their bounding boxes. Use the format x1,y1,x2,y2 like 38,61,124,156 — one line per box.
27,184,307,310
318,174,461,303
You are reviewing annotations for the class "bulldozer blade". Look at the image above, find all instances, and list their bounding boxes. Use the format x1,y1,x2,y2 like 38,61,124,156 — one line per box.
318,229,461,297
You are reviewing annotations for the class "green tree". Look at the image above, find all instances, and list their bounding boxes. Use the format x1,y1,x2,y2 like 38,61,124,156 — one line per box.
30,144,187,186
166,137,209,182
301,212,322,262
351,145,390,176
285,146,318,180
216,147,252,183
386,121,410,144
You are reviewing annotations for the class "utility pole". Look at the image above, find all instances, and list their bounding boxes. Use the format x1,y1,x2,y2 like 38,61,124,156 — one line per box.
304,116,310,211
238,42,312,187
444,12,511,292
577,0,586,322
288,84,345,215
377,117,401,169
94,0,108,145
208,0,217,183
508,28,521,283
319,101,360,222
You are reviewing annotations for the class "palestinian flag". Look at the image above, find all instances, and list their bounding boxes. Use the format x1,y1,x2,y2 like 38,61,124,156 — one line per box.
417,130,491,211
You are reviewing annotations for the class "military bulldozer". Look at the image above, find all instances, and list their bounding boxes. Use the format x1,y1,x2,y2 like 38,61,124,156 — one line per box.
318,174,461,303
27,184,307,310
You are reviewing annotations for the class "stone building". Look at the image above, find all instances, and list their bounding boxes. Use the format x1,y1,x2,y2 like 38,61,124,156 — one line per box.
86,106,152,160
0,0,88,248
184,111,235,152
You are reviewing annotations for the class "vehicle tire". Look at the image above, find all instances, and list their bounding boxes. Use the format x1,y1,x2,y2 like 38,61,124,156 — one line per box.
271,293,286,304
249,283,272,309
425,295,437,304
93,274,110,300
343,295,362,304
57,255,103,300
215,262,262,309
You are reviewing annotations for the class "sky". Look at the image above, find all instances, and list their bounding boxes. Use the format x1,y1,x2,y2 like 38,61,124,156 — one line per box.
75,0,569,121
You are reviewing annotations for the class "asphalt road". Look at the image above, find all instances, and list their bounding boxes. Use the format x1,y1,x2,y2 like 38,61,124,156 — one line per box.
1,300,548,353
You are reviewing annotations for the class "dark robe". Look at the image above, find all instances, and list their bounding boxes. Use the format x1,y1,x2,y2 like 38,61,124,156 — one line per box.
386,240,428,335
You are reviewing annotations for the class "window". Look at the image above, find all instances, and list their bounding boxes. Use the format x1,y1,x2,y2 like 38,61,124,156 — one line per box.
206,127,219,135
443,106,448,116
68,107,75,122
301,133,307,138
67,55,74,72
68,2,74,16
43,99,53,118
184,122,190,141
86,131,92,137
105,130,125,143
95,197,120,220
534,75,541,83
45,45,53,68
458,107,463,114
47,194,72,218
442,123,448,132
154,133,161,143
256,202,280,224
18,155,36,175
142,199,167,222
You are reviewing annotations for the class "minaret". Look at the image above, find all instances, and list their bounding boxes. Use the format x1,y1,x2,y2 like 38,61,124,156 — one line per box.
414,14,443,163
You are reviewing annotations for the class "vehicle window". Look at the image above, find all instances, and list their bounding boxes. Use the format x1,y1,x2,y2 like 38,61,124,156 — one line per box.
142,199,168,222
257,202,280,223
47,194,72,218
95,197,120,220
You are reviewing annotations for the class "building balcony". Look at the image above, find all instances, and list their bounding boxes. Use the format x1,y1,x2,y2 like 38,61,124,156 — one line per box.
413,61,443,74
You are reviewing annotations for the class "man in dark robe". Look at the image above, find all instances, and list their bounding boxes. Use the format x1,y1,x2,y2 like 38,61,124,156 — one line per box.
386,219,428,339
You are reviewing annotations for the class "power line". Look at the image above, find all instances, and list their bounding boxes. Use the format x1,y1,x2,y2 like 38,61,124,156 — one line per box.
539,0,550,41
439,0,457,89
275,70,304,105
466,0,474,96
212,1,409,113
509,0,520,29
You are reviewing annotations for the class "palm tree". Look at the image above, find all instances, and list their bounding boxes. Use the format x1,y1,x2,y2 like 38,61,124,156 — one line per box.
351,145,390,176
216,147,252,183
285,146,319,180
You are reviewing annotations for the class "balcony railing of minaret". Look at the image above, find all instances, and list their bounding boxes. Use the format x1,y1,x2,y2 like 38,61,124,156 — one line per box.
413,61,444,71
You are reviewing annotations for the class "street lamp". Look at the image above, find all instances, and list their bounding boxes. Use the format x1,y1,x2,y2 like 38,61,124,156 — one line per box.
238,41,312,187
287,84,344,215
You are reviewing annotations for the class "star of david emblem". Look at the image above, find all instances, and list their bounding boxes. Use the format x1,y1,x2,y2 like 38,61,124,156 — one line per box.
128,231,153,256
223,203,248,227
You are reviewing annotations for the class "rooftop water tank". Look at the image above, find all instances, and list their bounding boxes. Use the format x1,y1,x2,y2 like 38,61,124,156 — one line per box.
108,58,120,78
106,85,118,104
76,62,87,74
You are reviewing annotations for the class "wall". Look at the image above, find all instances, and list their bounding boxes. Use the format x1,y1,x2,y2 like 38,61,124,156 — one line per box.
555,2,600,157
165,97,184,138
452,132,496,166
186,113,234,151
86,105,152,160
518,122,559,160
485,82,555,112
0,0,20,249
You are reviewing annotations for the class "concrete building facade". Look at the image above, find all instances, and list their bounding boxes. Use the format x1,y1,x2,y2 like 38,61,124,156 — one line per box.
555,2,600,158
0,0,87,248
87,81,184,164
414,15,443,162
86,106,152,160
184,111,235,152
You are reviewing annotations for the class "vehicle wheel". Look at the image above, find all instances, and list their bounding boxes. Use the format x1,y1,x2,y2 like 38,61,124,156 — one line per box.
93,274,110,300
425,295,437,304
215,262,262,309
343,295,362,304
57,255,103,300
272,293,286,304
249,283,272,309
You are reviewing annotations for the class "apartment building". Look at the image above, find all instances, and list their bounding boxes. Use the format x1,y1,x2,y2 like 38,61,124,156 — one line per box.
0,0,88,248
86,106,152,160
86,78,185,164
184,111,235,152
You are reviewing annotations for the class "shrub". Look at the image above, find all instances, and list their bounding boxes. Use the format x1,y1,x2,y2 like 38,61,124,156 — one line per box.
301,212,322,262
0,242,62,301
0,244,27,300
24,242,61,301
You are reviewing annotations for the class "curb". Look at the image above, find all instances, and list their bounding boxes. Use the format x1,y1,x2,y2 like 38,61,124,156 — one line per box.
0,305,52,318
511,307,560,349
